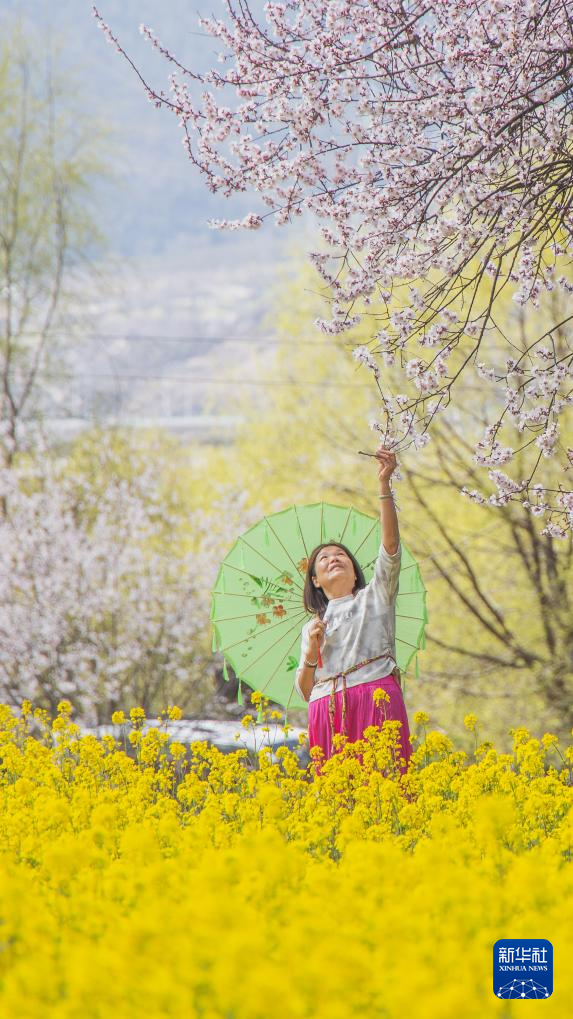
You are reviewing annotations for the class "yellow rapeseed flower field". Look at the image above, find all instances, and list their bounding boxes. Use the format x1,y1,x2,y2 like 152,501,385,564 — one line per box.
0,696,572,1018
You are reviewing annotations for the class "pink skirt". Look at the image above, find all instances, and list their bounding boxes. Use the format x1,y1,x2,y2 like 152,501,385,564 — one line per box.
308,673,412,774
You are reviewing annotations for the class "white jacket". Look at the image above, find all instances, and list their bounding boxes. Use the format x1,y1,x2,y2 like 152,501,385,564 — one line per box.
295,542,401,703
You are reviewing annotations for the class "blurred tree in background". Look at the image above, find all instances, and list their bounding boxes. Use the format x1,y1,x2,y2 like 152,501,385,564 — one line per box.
0,430,263,723
0,20,109,465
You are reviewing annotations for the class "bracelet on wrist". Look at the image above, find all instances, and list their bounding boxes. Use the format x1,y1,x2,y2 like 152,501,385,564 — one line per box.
304,658,318,669
379,493,394,500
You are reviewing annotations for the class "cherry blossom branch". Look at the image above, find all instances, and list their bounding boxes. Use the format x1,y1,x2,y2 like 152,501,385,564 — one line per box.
94,0,573,533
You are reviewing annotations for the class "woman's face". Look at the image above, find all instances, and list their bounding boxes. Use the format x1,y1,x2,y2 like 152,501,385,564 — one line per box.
312,545,356,595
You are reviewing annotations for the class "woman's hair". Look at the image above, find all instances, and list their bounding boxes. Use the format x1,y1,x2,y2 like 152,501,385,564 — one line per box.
303,542,366,618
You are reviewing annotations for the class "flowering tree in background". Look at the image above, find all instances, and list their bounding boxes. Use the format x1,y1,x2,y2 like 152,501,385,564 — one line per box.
95,0,573,536
0,437,261,722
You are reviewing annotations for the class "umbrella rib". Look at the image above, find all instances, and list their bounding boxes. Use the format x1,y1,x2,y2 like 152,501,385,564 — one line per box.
228,614,308,680
238,534,303,588
213,607,307,624
253,631,304,700
214,591,302,611
293,505,310,559
212,589,302,606
363,577,425,595
217,560,303,601
396,636,424,651
362,542,419,573
352,519,380,557
338,505,359,546
220,609,308,656
260,517,306,587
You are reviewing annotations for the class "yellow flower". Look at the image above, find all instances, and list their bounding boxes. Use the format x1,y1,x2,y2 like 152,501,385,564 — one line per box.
373,688,391,706
111,711,126,726
414,711,430,725
464,713,478,732
541,733,559,752
0,702,571,1017
129,706,146,726
168,705,183,721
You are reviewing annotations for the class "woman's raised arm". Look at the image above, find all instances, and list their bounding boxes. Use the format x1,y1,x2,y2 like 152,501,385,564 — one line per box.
375,446,399,556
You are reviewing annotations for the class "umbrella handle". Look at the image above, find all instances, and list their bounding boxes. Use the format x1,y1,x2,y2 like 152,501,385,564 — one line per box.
317,646,323,669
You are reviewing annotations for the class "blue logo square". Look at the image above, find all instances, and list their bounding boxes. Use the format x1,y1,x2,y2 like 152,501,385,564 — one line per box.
494,939,553,998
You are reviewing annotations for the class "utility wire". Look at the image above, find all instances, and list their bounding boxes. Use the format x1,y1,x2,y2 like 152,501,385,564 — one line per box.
20,330,348,347
21,370,371,388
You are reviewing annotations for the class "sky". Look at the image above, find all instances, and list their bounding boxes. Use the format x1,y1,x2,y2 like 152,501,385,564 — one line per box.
3,0,307,423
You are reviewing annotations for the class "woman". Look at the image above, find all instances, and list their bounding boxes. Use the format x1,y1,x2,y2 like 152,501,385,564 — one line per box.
294,446,411,773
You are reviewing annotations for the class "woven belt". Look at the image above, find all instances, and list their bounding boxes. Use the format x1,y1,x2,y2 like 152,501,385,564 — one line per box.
313,650,397,744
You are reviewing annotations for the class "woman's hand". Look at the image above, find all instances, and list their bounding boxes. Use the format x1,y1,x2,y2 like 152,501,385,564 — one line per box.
307,616,326,659
375,446,397,488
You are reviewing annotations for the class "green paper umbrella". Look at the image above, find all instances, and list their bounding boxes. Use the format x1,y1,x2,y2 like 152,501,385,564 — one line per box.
210,502,427,715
